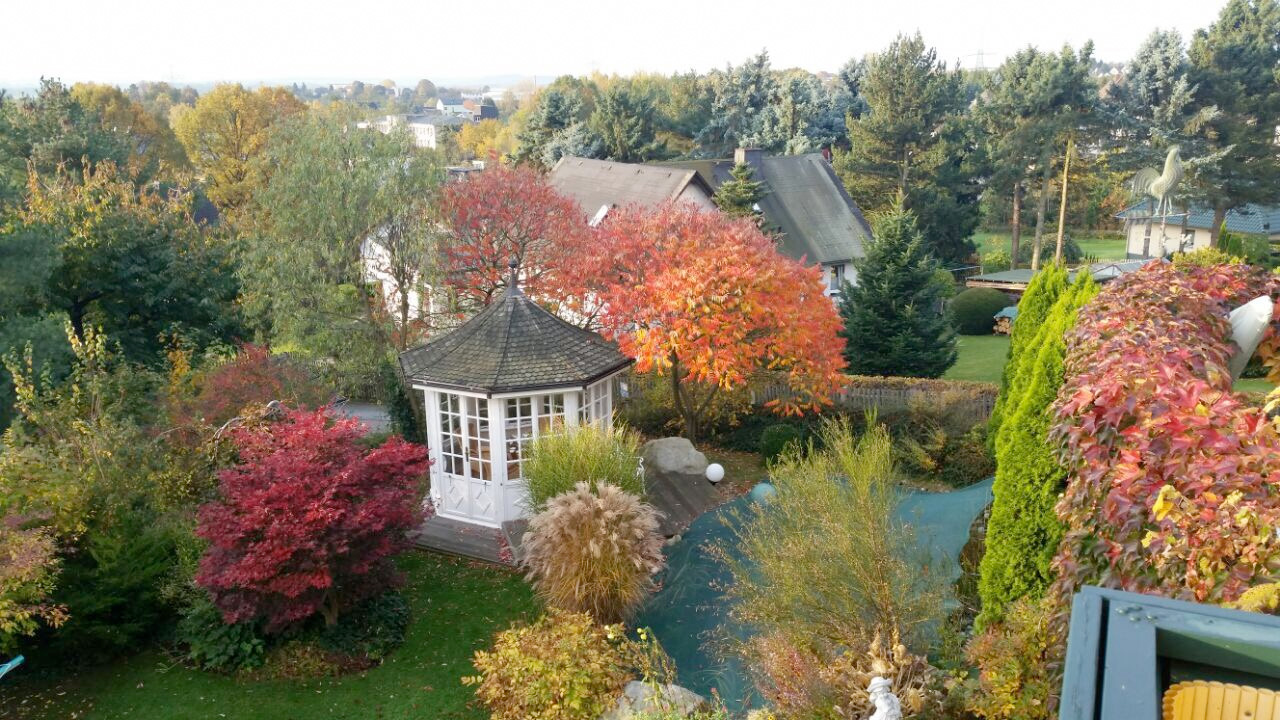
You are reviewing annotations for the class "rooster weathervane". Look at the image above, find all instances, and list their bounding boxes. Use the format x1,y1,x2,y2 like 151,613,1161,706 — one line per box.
1131,145,1184,218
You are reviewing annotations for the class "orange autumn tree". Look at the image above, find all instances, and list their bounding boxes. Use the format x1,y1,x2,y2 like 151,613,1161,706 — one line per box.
570,202,846,440
438,162,590,309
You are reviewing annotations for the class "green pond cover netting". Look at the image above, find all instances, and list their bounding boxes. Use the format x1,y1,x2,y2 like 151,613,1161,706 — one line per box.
633,476,993,713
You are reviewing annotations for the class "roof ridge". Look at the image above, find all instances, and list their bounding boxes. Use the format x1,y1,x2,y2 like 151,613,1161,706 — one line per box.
493,295,518,388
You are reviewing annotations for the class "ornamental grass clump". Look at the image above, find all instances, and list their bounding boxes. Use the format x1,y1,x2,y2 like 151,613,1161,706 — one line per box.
521,481,664,623
522,423,643,511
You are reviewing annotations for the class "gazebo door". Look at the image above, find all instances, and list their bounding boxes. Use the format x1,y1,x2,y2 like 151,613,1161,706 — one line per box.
436,393,498,525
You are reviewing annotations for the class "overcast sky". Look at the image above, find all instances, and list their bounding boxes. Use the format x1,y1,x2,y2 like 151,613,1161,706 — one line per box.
2,0,1228,89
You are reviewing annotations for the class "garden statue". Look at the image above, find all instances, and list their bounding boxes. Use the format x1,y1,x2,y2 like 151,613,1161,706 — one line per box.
1129,145,1189,255
867,676,902,720
1131,145,1183,219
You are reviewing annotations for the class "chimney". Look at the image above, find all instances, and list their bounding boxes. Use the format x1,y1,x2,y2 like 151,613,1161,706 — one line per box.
734,147,763,170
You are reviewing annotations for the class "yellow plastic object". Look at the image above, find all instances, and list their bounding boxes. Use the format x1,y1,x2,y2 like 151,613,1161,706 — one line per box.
1164,681,1280,720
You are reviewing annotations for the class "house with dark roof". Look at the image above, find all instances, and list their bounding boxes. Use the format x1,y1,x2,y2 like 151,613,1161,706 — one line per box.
1116,202,1280,258
666,149,872,295
547,156,718,225
548,150,871,297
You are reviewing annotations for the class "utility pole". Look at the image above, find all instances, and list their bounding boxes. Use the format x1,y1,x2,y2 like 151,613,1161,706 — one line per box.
1054,136,1074,265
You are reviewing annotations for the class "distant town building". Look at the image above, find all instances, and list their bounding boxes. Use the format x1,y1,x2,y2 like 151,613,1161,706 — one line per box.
463,99,498,121
358,113,467,150
436,95,470,118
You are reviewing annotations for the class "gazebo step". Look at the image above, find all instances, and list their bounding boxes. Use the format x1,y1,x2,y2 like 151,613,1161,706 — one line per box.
410,514,513,566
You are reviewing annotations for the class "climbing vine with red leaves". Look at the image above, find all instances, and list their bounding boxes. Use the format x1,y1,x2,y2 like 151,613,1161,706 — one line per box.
1049,262,1280,607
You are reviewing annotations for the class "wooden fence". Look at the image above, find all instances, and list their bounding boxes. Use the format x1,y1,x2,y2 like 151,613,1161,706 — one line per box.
753,376,999,420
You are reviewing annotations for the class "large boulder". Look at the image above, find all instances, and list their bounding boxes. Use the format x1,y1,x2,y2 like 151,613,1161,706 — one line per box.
642,437,708,479
600,681,705,719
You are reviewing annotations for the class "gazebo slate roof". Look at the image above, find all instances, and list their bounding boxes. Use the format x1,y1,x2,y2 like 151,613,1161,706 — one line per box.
399,287,632,395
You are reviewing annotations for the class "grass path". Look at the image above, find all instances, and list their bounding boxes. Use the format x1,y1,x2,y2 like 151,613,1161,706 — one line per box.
0,552,537,720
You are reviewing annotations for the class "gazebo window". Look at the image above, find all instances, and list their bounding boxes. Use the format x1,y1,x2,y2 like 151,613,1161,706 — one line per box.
466,396,491,482
539,394,565,432
505,393,569,480
441,393,465,476
580,379,612,428
505,396,534,479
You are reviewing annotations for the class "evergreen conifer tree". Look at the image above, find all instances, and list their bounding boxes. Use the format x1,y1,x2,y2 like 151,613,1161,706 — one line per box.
987,264,1069,446
838,205,957,377
976,270,1098,628
712,162,768,220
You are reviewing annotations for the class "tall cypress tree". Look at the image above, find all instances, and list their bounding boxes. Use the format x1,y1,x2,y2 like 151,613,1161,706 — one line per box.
987,264,1069,447
977,270,1099,627
839,205,957,377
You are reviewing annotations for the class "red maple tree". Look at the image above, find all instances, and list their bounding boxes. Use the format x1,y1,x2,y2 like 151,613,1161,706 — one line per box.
195,408,429,631
565,202,847,439
168,344,330,431
438,162,590,308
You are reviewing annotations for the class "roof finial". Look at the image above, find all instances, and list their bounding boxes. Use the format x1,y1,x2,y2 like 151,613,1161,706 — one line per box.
506,257,522,296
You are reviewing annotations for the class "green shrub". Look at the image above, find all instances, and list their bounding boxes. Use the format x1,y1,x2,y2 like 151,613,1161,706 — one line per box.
43,511,175,662
949,288,1011,335
963,596,1057,720
522,482,665,623
315,590,409,661
464,610,631,720
380,356,424,443
619,372,753,440
759,423,804,463
982,249,1012,273
1016,235,1081,264
938,426,995,488
976,272,1097,628
1219,225,1273,267
522,424,642,511
177,594,266,673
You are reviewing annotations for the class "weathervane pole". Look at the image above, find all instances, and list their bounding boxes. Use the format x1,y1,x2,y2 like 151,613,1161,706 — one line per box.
507,257,520,294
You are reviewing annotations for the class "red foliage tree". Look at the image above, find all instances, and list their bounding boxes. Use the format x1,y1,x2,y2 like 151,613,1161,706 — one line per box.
168,344,329,430
1050,261,1280,610
563,202,847,439
195,408,429,631
438,163,590,308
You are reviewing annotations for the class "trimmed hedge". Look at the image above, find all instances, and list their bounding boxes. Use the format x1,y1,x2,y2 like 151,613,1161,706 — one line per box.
950,288,1011,335
976,270,1098,628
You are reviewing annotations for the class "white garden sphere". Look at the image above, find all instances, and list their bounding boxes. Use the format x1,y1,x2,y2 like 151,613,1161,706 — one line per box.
705,463,725,484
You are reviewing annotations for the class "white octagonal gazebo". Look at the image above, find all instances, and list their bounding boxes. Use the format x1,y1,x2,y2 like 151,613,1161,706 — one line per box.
399,276,631,529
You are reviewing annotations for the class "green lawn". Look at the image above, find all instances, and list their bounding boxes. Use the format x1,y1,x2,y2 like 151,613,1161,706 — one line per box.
0,552,538,720
945,334,1010,384
973,231,1127,261
942,331,1277,397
